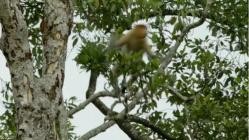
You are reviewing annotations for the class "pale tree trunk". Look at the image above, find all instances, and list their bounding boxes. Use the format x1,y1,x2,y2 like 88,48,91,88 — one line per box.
0,0,73,140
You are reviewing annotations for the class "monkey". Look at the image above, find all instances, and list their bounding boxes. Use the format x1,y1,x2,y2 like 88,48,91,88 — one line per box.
110,22,155,96
113,23,154,58
107,22,157,115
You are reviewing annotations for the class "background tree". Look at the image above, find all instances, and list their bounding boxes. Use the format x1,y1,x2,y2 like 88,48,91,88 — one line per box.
0,0,248,140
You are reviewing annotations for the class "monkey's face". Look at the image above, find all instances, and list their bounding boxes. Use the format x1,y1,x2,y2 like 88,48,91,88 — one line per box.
134,25,147,39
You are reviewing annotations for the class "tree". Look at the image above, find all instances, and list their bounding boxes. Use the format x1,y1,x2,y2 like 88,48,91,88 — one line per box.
0,0,248,140
0,0,72,139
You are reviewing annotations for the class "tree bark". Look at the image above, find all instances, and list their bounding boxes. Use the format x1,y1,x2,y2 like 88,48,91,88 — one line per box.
0,0,73,139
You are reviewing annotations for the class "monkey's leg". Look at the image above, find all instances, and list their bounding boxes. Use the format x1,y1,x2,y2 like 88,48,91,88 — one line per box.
111,65,121,97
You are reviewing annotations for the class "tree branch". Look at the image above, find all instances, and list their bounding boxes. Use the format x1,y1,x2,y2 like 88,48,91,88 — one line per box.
38,1,73,139
86,71,152,140
147,0,236,30
127,115,176,140
160,0,212,69
79,121,115,140
106,91,144,121
160,19,205,69
108,91,153,140
0,29,5,50
0,1,47,139
81,91,150,139
117,120,152,140
149,8,205,21
0,0,34,101
68,91,115,117
40,0,73,97
0,0,32,65
167,86,195,102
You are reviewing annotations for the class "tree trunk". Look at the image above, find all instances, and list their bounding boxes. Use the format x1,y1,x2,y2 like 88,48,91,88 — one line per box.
0,0,73,139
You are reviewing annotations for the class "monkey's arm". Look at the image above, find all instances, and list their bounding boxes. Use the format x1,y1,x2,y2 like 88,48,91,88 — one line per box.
115,32,132,47
144,42,155,60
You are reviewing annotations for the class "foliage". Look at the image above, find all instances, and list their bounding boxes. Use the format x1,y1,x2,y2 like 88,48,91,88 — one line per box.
0,82,15,140
20,0,44,76
75,41,110,74
73,0,248,139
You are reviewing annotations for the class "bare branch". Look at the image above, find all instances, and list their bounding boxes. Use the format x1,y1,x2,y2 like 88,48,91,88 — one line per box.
106,91,144,121
127,115,176,140
117,121,153,140
81,90,143,140
68,91,115,117
86,71,99,98
86,71,153,140
86,72,111,114
79,121,115,140
80,90,144,138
